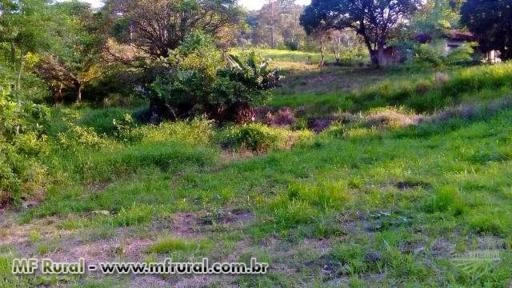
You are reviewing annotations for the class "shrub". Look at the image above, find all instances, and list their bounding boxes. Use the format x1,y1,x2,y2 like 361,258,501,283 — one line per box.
57,125,109,151
79,108,132,135
264,107,297,127
217,123,312,152
147,32,281,123
0,95,50,206
112,113,143,143
414,44,444,67
445,43,475,65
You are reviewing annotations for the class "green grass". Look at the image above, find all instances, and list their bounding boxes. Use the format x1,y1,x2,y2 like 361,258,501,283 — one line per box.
3,52,512,287
147,237,211,254
14,108,512,286
270,62,512,115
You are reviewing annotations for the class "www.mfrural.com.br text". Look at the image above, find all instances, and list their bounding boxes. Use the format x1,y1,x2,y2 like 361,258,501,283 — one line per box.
12,258,269,276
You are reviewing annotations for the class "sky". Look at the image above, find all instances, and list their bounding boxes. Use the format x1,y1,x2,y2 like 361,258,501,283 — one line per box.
79,0,311,11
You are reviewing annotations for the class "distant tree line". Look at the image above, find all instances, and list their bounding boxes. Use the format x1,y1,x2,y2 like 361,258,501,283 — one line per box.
300,0,512,66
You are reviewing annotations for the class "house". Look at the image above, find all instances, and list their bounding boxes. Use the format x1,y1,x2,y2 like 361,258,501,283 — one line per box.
442,30,475,55
415,30,502,64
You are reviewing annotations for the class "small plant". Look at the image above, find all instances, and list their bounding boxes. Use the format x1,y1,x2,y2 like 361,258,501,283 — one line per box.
423,186,465,216
147,238,210,254
112,205,153,227
469,214,505,235
57,125,108,151
113,113,142,143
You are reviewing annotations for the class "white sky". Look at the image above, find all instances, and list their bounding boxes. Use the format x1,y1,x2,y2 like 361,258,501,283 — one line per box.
78,0,311,11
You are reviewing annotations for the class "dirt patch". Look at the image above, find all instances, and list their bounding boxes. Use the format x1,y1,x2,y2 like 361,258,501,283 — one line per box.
304,254,342,278
395,180,431,190
475,235,507,250
152,210,254,238
129,276,170,288
45,237,153,264
218,209,255,226
166,213,203,237
0,216,71,246
431,238,456,257
87,181,111,193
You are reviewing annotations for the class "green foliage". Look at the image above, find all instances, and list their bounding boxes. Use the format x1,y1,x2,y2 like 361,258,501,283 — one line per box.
147,238,211,254
331,243,374,274
217,123,312,152
57,125,108,151
136,118,214,146
414,44,444,67
412,0,461,38
35,1,106,103
445,43,475,65
350,62,512,112
301,0,420,65
414,43,475,67
461,0,512,60
112,204,153,227
79,108,133,135
423,186,465,215
112,113,141,143
148,33,280,121
0,94,49,205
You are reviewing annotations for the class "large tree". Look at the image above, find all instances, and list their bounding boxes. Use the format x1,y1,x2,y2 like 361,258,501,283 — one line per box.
460,0,512,61
413,0,462,37
300,0,420,66
105,0,243,59
249,0,306,49
35,1,106,103
0,0,52,93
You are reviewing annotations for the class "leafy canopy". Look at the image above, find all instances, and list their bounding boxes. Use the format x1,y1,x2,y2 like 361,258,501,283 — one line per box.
300,0,420,65
460,0,512,60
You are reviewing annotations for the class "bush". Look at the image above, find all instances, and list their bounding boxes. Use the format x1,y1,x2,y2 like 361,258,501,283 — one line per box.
136,118,214,146
217,123,312,152
0,95,50,206
57,125,109,151
79,108,132,135
414,44,444,67
147,32,281,123
446,43,475,65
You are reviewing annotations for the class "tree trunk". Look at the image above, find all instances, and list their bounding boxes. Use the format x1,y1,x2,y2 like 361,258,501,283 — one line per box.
16,49,24,95
76,83,83,103
319,36,326,67
55,83,64,104
270,0,276,48
369,50,380,67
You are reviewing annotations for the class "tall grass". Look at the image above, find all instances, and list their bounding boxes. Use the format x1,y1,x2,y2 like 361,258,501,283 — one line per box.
353,62,512,112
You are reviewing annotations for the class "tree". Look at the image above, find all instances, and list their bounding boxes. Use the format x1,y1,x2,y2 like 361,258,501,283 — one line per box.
247,0,306,49
0,0,52,94
413,0,461,38
460,0,512,61
34,1,106,103
105,0,243,59
301,0,420,66
327,29,362,64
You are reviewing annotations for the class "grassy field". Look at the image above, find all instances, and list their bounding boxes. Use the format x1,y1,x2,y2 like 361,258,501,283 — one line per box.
2,49,512,287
